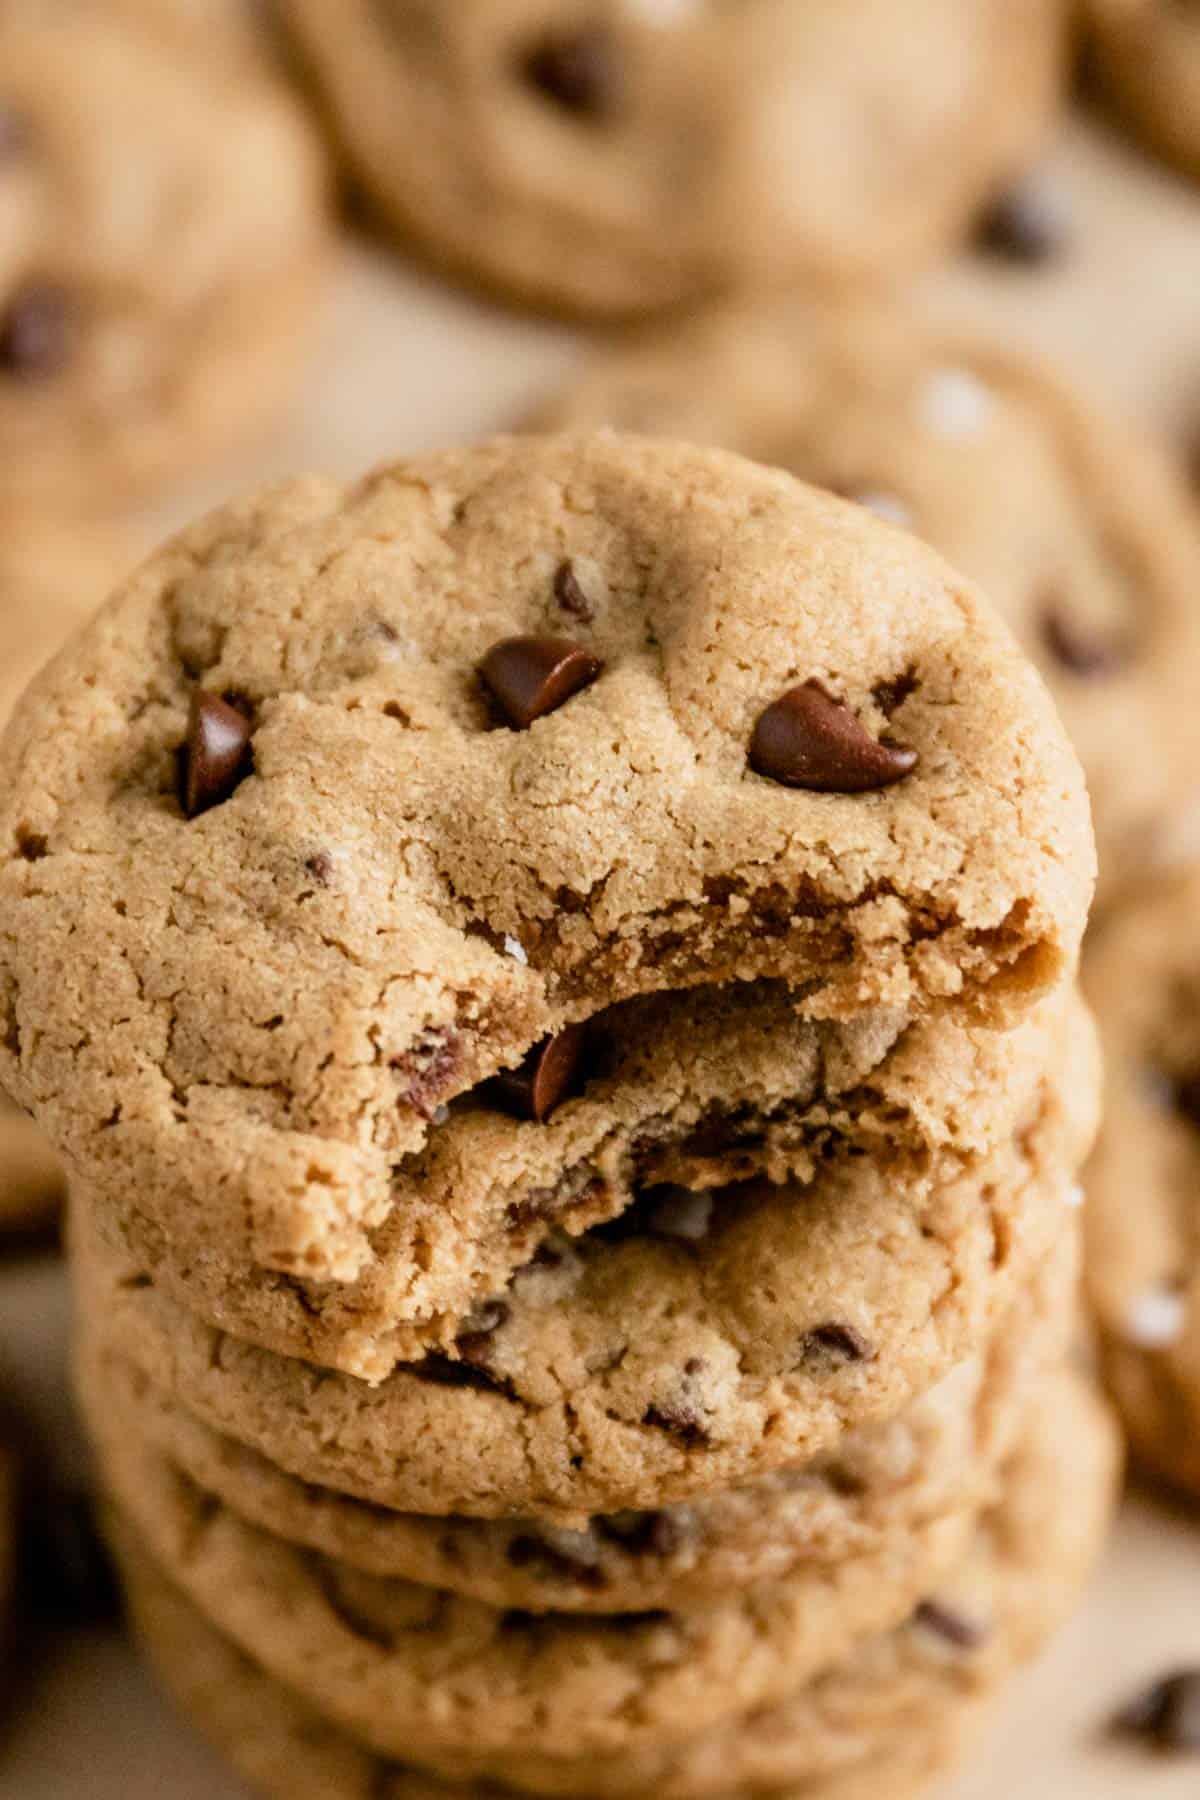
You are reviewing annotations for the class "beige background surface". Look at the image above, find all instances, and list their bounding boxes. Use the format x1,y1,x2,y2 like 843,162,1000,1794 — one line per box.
2,113,1200,1800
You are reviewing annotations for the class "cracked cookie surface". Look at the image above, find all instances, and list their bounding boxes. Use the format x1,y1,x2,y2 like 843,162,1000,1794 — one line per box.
1084,867,1200,1497
107,1369,1118,1800
0,9,329,509
0,434,1093,1334
79,1216,1076,1613
536,301,1200,907
73,999,1098,1520
277,0,1067,317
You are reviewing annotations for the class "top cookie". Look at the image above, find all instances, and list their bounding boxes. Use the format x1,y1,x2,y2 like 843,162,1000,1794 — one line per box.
277,0,1067,317
535,300,1200,908
0,434,1092,1288
0,9,329,510
1087,0,1200,182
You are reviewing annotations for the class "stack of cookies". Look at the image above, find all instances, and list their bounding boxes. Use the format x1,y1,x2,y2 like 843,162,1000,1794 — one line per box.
0,436,1118,1799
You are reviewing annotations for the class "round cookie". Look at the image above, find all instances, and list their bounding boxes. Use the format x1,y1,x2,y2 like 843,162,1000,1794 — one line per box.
0,522,134,1238
90,979,1078,1379
0,435,1093,1342
73,1006,1098,1522
1083,865,1200,1496
536,301,1200,908
1087,0,1200,182
92,1421,975,1771
0,10,329,511
78,1217,1078,1614
108,1370,1120,1800
277,0,1067,318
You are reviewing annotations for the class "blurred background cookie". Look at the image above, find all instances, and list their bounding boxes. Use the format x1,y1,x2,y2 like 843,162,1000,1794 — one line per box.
276,0,1069,318
0,7,332,511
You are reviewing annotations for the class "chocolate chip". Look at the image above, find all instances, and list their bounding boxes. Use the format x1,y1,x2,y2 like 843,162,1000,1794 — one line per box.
0,282,72,379
506,1528,607,1590
455,1300,509,1369
750,681,917,793
798,1324,876,1366
489,1025,589,1123
597,1507,695,1558
480,635,602,728
975,168,1071,265
1113,1670,1200,1751
304,851,334,885
554,559,595,622
179,690,253,817
643,1358,709,1446
1040,604,1129,677
25,1490,121,1627
520,25,621,119
394,1026,461,1120
913,1600,986,1651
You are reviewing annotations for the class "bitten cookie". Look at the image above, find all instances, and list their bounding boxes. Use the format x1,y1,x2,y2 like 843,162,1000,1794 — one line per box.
1084,867,1200,1496
0,434,1093,1347
108,1370,1119,1800
73,1001,1097,1520
0,10,329,509
276,0,1067,317
87,982,1078,1378
536,301,1200,907
1086,0,1200,182
78,1217,1077,1614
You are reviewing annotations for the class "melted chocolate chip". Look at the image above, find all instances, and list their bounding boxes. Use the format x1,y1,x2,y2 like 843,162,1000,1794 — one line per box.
455,1300,509,1368
1040,604,1129,677
506,1529,607,1590
798,1324,876,1366
394,1026,461,1120
643,1358,709,1446
750,681,917,793
597,1507,695,1558
179,691,253,817
480,635,602,728
489,1025,590,1123
554,560,595,622
913,1600,987,1650
0,282,72,379
1113,1670,1200,1751
520,25,621,119
975,168,1071,265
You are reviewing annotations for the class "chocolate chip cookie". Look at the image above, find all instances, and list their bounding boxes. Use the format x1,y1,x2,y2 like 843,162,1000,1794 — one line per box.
1083,866,1200,1496
0,10,329,509
0,435,1093,1358
106,1369,1119,1800
91,1416,977,1773
536,301,1200,907
86,980,1079,1379
276,0,1067,317
0,522,133,1238
1087,0,1200,182
79,1216,1076,1614
73,1000,1098,1520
